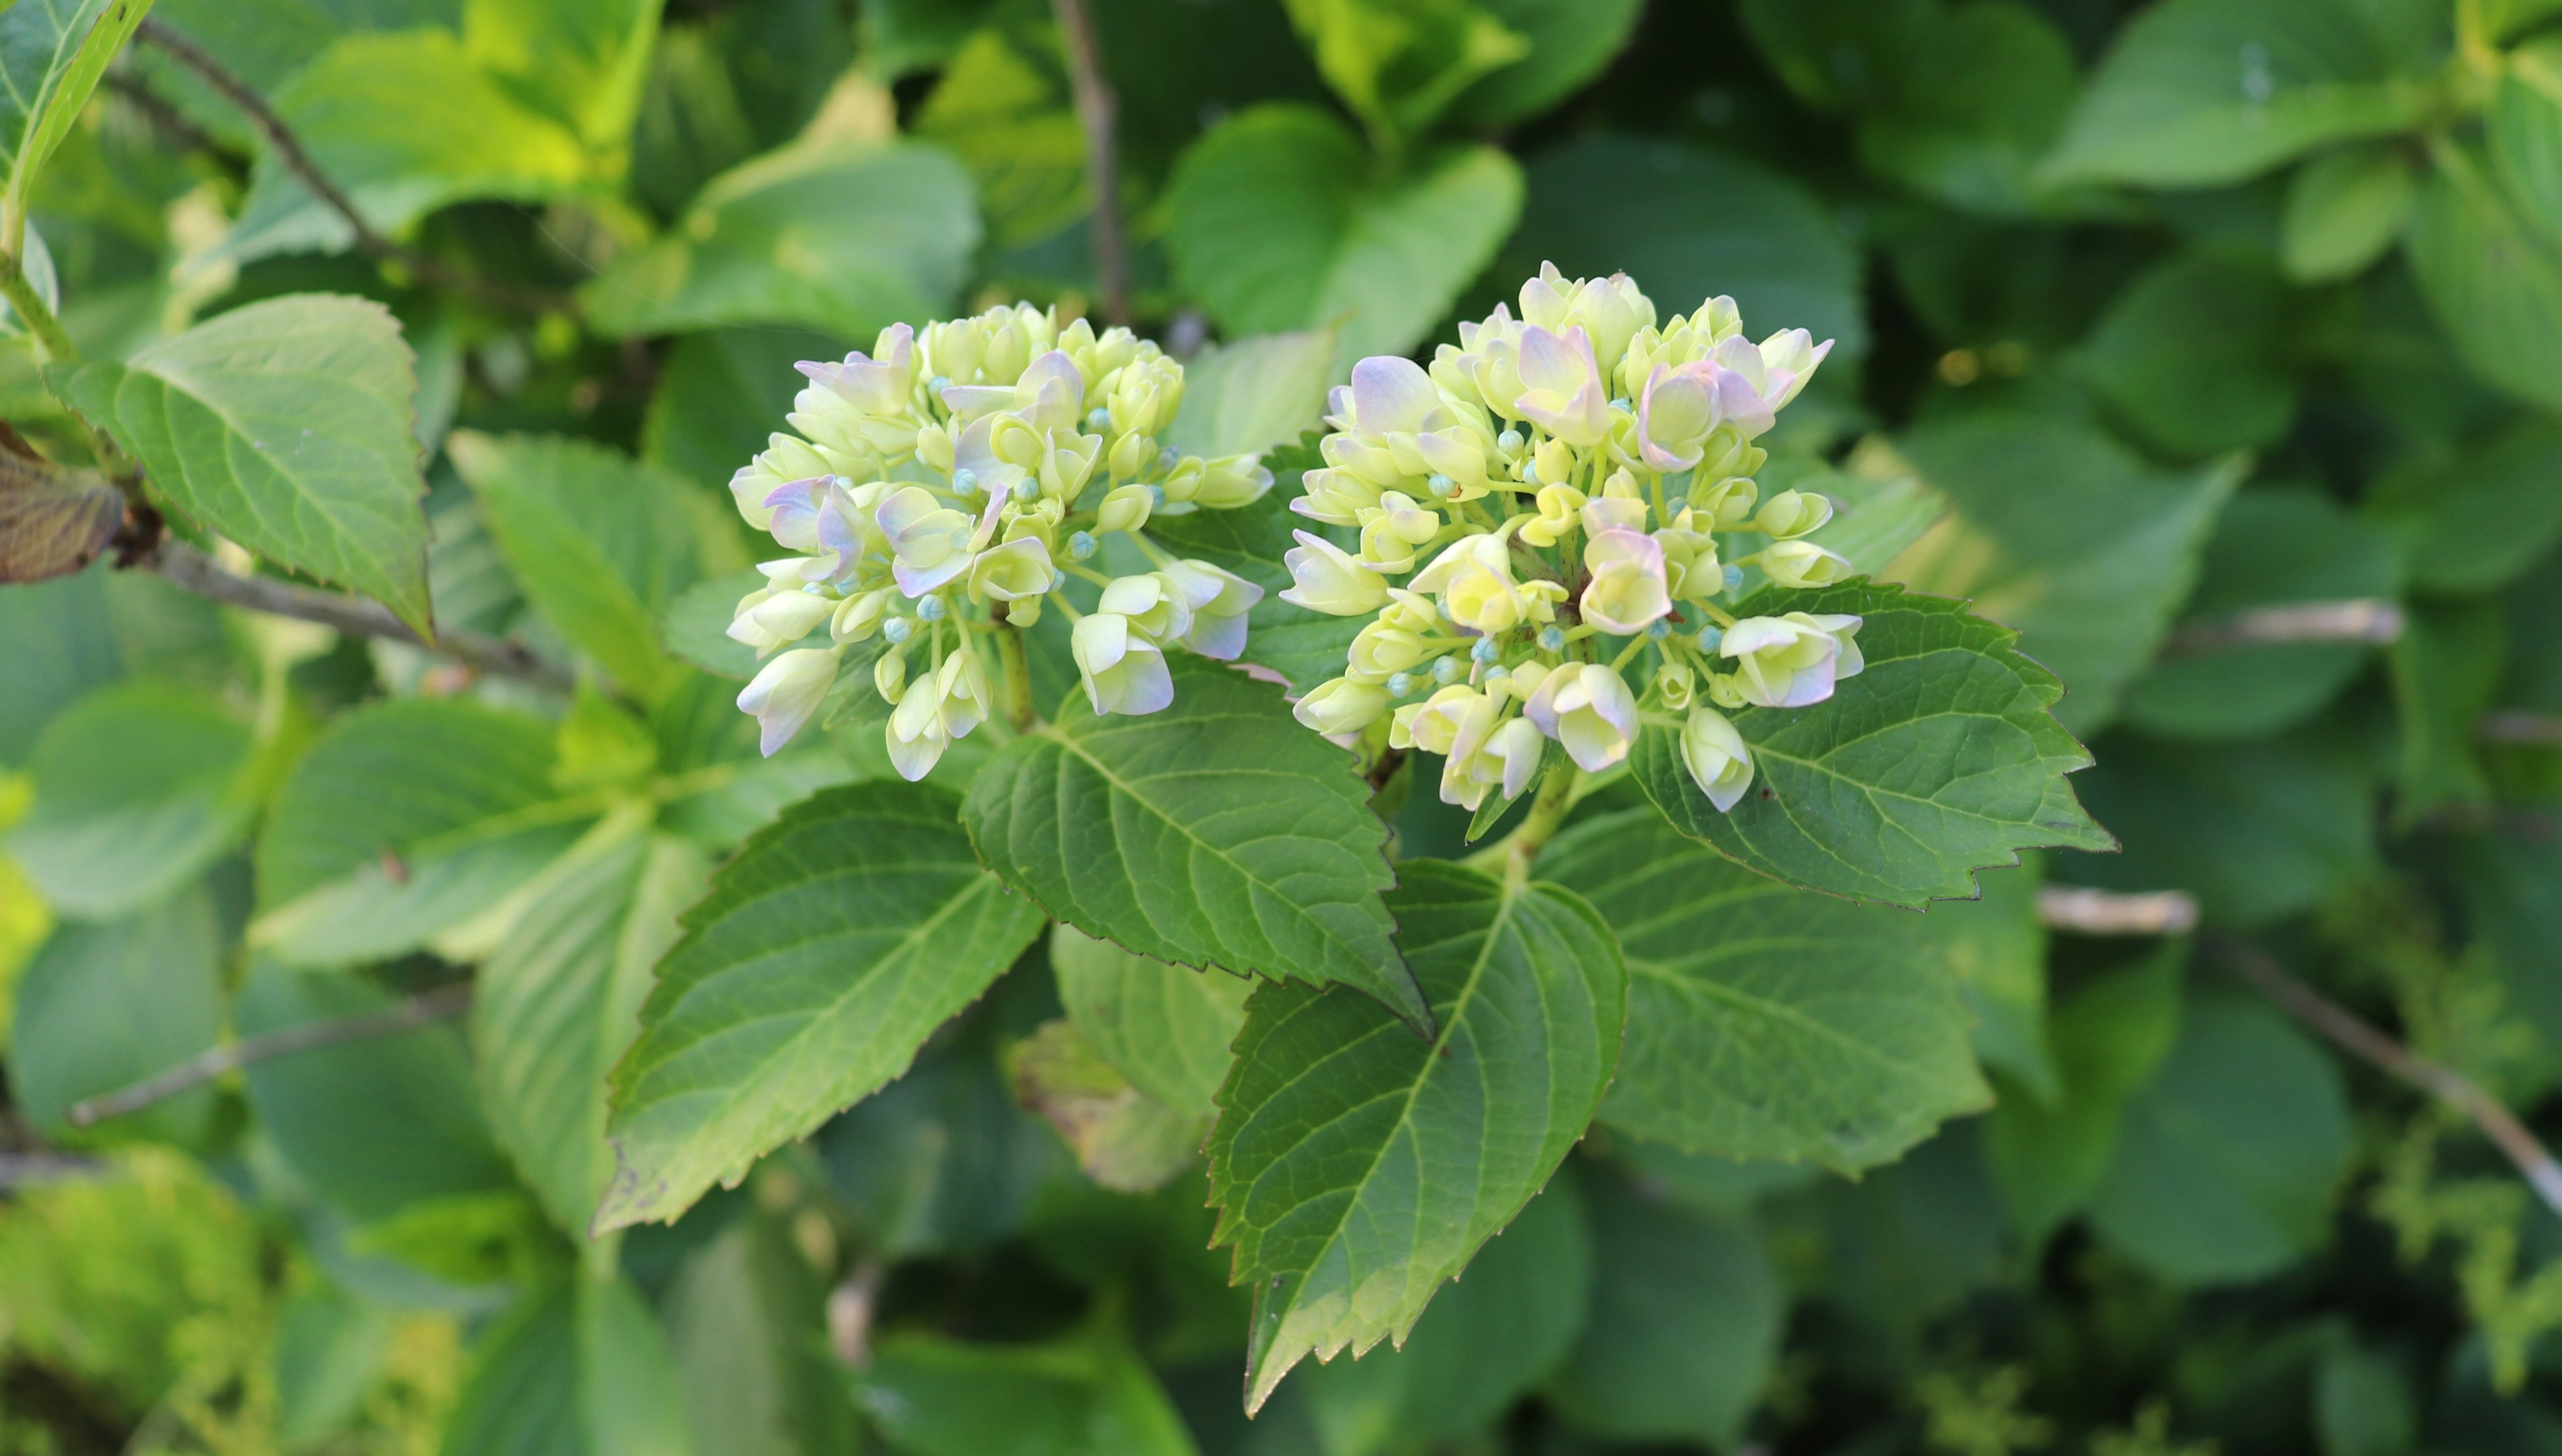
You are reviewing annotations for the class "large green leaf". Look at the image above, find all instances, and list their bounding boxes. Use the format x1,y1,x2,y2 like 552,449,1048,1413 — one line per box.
1146,438,1362,696
1206,860,1625,1413
255,698,600,966
2044,0,2436,187
1631,580,2111,907
1162,331,1335,462
1280,0,1528,147
7,682,259,919
664,1216,862,1456
440,1275,689,1456
599,780,1045,1231
963,654,1424,1030
0,564,119,765
1544,1174,1783,1449
59,294,431,633
2367,421,2562,597
1445,0,1641,128
858,1327,1200,1456
912,15,1087,249
1545,808,1992,1172
1492,134,1867,360
1051,923,1249,1120
475,831,705,1237
0,0,157,250
2493,36,2562,249
581,139,979,339
448,431,702,700
2086,992,2353,1286
1891,414,2241,736
459,0,662,161
9,887,222,1147
1164,103,1523,363
2078,253,2302,458
1985,945,2184,1249
2281,143,2418,283
2408,141,2562,414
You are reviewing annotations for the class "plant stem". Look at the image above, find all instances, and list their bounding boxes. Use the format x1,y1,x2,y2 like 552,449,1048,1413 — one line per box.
149,538,578,692
1499,760,1579,891
67,983,473,1127
1049,0,1128,327
2164,598,2405,655
0,254,79,366
994,622,1037,730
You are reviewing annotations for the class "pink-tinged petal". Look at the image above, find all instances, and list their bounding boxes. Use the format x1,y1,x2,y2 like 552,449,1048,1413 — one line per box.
1348,355,1439,435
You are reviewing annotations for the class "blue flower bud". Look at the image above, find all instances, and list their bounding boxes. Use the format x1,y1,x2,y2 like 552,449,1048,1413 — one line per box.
1610,397,1633,413
1432,655,1463,684
927,375,950,394
1068,530,1097,562
916,594,946,622
1088,407,1112,429
1470,636,1499,663
832,475,855,488
1647,619,1672,640
1696,624,1723,651
1537,625,1565,652
1522,461,1540,486
1014,479,1039,502
1426,473,1453,498
803,581,825,595
952,468,978,494
1723,564,1745,594
883,617,913,645
1158,448,1178,470
1148,484,1166,508
1498,429,1524,454
1386,671,1415,698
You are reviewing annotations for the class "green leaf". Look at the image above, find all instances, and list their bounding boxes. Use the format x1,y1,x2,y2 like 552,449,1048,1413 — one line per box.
1162,331,1336,462
2064,726,2375,927
1164,104,1524,364
963,653,1424,1031
7,682,258,919
1985,944,2184,1249
1282,0,1528,147
1051,922,1249,1120
221,30,591,263
664,1215,862,1456
2409,141,2562,414
459,0,663,163
2282,143,2418,282
236,957,516,1222
2456,820,2562,1062
59,293,432,634
2495,37,2562,249
2124,485,2403,740
0,414,119,585
600,780,1045,1231
2086,992,2353,1286
2367,422,2562,596
475,831,705,1237
1631,580,2111,907
1493,135,1867,361
913,15,1088,249
1444,0,1642,128
0,564,119,765
440,1275,689,1456
1545,1172,1783,1449
1006,1018,1208,1193
640,325,847,496
1206,860,1625,1413
1297,1169,1592,1447
1146,438,1363,696
448,431,702,700
1544,808,1993,1172
256,698,600,966
2078,253,2303,457
859,1327,1201,1456
1891,414,2242,735
2387,597,2503,824
0,0,157,249
660,566,766,682
582,139,979,339
9,887,222,1147
2044,0,2435,187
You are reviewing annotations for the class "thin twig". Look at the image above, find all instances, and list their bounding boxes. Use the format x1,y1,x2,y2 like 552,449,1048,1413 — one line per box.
148,538,577,693
827,1256,886,1368
2036,885,2200,936
2479,710,2562,748
131,19,562,313
0,1153,105,1189
1049,0,1128,327
101,72,220,157
2166,598,2405,656
2209,935,2562,1220
67,984,473,1128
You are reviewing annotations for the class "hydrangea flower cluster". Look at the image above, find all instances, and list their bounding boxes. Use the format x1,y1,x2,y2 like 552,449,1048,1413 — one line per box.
725,303,1272,778
1285,264,1860,814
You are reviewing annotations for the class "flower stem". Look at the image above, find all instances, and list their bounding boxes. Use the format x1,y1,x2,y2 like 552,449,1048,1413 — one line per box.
1498,760,1579,892
993,623,1037,731
1,250,130,482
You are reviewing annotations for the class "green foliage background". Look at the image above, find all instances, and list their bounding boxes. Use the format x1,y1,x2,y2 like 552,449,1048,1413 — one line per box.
4,0,2562,1452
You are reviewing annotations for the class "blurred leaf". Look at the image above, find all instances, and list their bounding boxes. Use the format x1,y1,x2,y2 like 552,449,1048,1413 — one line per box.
641,325,847,494
460,0,662,165
1793,449,1951,578
2388,598,2503,824
255,698,600,966
449,431,702,701
1892,414,2242,734
582,138,979,339
1986,943,2184,1248
601,780,1045,1231
1545,1173,1783,1449
0,219,61,337
963,654,1425,1030
8,682,258,918
2086,992,2353,1285
1545,808,1992,1173
1007,1018,1208,1192
1936,855,2056,1097
2079,252,2302,456
0,564,120,765
2124,485,2401,740
665,1215,859,1456
2494,37,2562,249
440,1275,689,1456
238,958,517,1222
59,293,431,633
2409,141,2562,414
2044,0,2435,187
1165,103,1523,364
273,1283,402,1449
1444,0,1641,127
1051,922,1250,1119
660,566,765,681
1208,860,1623,1414
2316,1339,2420,1456
1282,0,1528,147
630,23,758,216
1146,439,1362,695
2455,821,2562,1064
2367,422,2562,596
2282,143,2417,283
0,0,157,249
476,830,705,1237
1631,580,2113,906
1494,134,1867,360
859,1326,1201,1456
9,887,222,1146
2066,726,2375,926
1163,330,1335,462
914,15,1088,248
1791,1121,2004,1332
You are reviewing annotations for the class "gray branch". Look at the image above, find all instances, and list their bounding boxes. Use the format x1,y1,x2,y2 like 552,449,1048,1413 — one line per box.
1049,0,1129,327
67,983,474,1128
2036,885,2200,936
2166,597,2405,656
